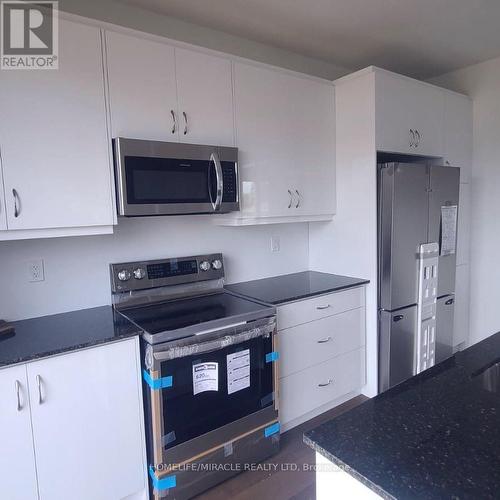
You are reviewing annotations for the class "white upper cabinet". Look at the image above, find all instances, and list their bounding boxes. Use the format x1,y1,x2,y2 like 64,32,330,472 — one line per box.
106,32,234,147
106,31,179,141
0,365,38,500
375,69,445,157
175,48,234,146
26,339,146,500
0,19,114,231
443,92,473,183
226,62,335,224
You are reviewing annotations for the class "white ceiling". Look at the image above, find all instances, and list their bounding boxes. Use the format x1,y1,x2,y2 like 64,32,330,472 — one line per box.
117,0,500,78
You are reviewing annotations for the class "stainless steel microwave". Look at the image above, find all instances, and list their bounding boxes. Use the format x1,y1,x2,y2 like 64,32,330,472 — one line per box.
113,138,239,216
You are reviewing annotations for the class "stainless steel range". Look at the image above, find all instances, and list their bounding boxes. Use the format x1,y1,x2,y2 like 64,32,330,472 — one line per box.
111,254,279,500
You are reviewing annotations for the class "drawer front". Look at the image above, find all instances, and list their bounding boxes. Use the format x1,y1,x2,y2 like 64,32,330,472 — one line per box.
280,348,365,425
278,307,365,379
277,287,365,330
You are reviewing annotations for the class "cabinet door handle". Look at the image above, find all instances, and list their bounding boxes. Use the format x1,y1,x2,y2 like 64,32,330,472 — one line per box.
15,380,22,411
317,336,332,344
316,304,331,310
182,111,188,135
415,129,421,147
295,189,300,208
288,189,293,209
36,375,44,405
409,129,415,147
12,188,21,217
170,110,177,134
318,379,333,387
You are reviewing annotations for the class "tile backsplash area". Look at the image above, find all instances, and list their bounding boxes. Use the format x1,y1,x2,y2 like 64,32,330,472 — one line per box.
0,217,309,320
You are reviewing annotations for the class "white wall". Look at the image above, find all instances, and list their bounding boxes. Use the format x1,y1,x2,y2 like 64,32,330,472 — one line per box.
430,56,500,345
60,0,349,81
0,218,309,320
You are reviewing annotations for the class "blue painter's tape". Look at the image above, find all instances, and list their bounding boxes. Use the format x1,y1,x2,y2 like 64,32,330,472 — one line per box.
143,370,173,390
149,466,176,491
265,351,279,363
264,422,280,438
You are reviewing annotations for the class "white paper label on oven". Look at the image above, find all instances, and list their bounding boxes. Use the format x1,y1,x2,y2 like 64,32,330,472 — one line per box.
227,349,250,395
192,362,218,395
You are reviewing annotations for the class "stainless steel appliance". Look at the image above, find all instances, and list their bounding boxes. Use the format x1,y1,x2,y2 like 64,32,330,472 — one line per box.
113,138,239,216
378,163,460,392
111,254,279,499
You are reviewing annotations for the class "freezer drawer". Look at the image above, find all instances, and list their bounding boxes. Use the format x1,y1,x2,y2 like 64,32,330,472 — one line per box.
435,295,455,363
379,306,418,392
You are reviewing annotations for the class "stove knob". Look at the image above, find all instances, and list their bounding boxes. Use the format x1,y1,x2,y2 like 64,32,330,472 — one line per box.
133,268,146,280
212,259,223,270
199,260,211,272
117,269,131,281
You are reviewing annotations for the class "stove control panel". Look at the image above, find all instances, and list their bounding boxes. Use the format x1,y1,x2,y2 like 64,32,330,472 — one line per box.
110,253,224,292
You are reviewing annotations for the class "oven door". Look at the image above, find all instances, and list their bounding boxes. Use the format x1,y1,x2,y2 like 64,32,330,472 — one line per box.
114,137,239,216
143,317,278,467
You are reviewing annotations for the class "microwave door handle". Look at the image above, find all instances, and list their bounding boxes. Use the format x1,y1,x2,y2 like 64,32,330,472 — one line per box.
210,152,223,211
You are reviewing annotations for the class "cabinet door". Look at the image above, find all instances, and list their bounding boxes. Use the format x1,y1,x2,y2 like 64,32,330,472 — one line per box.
234,63,334,218
0,365,38,500
443,92,473,183
106,30,179,141
0,20,114,231
27,339,146,500
454,264,470,347
293,81,335,216
175,48,234,146
375,71,444,157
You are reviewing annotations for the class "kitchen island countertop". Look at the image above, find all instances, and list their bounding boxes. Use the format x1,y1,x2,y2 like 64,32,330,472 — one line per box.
304,331,500,499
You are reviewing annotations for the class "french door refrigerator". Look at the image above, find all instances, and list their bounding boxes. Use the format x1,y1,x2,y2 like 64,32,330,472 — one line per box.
378,163,460,392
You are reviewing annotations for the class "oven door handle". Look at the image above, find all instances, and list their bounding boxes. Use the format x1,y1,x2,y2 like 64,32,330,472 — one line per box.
210,151,223,211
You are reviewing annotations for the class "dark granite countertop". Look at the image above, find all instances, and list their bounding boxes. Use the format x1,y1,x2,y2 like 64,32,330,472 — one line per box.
0,306,141,367
225,271,369,305
304,332,500,499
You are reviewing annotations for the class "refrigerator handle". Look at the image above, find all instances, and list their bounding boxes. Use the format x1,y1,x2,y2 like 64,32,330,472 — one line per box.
393,315,405,322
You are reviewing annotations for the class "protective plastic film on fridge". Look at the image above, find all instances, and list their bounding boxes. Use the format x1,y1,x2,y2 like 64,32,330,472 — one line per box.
378,163,460,392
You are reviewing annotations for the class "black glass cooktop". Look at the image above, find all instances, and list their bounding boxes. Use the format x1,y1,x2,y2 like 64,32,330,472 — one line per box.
119,291,273,341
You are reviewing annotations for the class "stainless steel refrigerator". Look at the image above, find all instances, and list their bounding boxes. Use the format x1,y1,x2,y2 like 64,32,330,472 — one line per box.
378,163,460,392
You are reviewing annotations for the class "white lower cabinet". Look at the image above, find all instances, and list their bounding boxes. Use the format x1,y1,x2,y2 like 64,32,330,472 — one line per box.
454,264,470,347
277,288,366,430
0,338,147,500
0,364,39,500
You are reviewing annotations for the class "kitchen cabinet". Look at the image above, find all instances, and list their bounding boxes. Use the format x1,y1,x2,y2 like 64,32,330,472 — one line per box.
0,162,7,231
454,264,470,347
375,69,445,157
0,338,147,500
106,31,179,141
175,48,234,146
106,31,234,146
0,19,114,233
443,92,473,183
0,364,39,500
277,287,366,430
217,62,335,225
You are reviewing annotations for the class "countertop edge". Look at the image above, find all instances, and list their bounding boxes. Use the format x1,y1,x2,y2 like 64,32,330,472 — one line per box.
0,331,141,369
303,434,395,500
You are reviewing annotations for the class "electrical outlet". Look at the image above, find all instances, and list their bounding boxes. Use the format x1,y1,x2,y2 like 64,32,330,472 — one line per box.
271,236,281,253
28,259,45,282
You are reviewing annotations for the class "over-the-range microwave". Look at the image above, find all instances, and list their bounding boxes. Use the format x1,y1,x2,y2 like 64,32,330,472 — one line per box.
113,137,239,216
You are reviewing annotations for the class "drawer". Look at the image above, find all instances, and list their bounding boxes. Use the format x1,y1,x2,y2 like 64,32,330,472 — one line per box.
278,307,365,379
277,287,365,330
279,348,365,425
